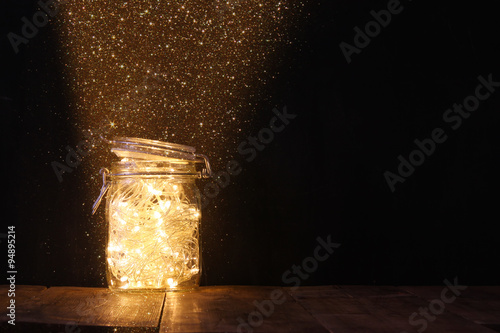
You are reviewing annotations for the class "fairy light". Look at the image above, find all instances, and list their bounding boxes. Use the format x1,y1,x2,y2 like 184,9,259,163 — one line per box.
91,137,210,291
106,177,201,290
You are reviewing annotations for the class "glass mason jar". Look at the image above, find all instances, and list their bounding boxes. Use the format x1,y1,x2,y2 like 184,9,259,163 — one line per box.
92,137,211,291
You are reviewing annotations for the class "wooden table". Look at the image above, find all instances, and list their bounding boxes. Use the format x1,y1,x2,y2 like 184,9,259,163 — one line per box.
1,285,500,332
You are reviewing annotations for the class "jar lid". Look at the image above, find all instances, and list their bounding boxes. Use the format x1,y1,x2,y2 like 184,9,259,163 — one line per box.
106,136,199,161
92,136,212,215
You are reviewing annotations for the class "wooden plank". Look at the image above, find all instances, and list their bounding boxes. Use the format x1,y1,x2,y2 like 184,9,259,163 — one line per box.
291,286,498,333
286,285,352,300
0,285,47,310
339,285,413,298
159,286,330,332
402,286,500,300
1,285,499,332
359,296,498,333
445,299,500,325
401,286,500,326
1,286,164,328
0,285,48,320
294,293,412,332
0,322,160,333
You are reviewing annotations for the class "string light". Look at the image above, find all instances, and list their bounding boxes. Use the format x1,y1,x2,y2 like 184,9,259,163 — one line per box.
107,177,200,290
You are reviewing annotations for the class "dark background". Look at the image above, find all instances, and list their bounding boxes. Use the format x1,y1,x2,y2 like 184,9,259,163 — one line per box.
2,0,499,287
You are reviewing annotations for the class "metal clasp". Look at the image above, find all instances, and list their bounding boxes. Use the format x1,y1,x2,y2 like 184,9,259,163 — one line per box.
196,154,212,178
92,168,110,215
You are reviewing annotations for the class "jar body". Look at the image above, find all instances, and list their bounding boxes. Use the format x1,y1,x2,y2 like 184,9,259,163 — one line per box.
105,162,202,291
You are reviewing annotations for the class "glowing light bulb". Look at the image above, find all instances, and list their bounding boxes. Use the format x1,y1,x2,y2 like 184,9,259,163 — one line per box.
147,184,162,195
167,278,178,288
160,200,171,211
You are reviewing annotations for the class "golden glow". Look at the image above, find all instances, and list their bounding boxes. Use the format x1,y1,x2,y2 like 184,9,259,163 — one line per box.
53,0,303,154
107,179,200,290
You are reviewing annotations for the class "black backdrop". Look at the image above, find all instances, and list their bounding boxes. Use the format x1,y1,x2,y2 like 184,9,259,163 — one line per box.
2,0,499,288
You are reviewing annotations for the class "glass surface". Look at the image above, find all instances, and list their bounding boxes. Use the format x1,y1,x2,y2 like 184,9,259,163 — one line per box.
105,171,202,291
104,138,203,291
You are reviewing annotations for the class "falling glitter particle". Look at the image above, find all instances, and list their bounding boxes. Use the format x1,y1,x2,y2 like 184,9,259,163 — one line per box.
54,0,304,159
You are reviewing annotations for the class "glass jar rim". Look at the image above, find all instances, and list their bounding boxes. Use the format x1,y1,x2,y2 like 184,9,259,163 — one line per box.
109,160,200,178
105,136,199,161
92,137,212,214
